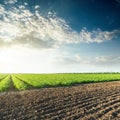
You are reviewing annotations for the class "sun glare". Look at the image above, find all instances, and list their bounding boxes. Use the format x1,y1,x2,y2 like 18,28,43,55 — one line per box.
0,47,56,73
0,49,15,73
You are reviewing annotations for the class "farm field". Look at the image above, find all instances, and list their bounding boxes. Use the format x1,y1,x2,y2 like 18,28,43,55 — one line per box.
0,73,120,120
0,81,120,120
0,0,119,119
0,73,120,92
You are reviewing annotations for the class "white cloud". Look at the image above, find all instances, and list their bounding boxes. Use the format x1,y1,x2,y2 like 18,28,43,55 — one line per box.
24,2,28,6
0,46,120,73
0,1,120,73
50,53,120,73
4,0,17,4
95,56,120,65
35,5,40,9
79,28,119,43
0,5,5,13
0,1,120,49
96,56,108,62
54,53,120,67
53,53,90,65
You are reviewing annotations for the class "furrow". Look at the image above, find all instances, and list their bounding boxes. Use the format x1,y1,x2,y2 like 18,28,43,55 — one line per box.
30,91,120,114
95,99,120,119
1,90,120,119
49,94,120,120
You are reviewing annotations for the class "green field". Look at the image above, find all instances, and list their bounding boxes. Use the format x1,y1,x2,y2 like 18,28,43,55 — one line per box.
0,73,120,92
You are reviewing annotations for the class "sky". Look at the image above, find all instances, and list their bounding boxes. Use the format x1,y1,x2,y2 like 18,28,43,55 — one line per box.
0,0,120,73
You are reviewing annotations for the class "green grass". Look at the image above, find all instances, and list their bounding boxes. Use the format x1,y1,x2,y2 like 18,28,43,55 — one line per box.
0,73,120,92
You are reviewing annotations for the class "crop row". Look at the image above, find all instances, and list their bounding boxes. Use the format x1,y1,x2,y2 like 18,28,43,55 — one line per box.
0,75,32,92
0,75,11,92
12,75,31,90
0,73,120,92
15,73,120,88
0,74,8,82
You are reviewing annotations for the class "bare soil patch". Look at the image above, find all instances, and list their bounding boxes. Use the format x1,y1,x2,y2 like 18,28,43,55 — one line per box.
0,81,120,120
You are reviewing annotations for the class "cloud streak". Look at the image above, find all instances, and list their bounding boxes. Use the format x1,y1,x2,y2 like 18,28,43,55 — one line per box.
4,0,17,4
54,53,120,67
95,56,120,65
0,1,120,49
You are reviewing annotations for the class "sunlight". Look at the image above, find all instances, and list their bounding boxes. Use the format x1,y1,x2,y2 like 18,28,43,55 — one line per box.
0,47,56,73
0,48,16,73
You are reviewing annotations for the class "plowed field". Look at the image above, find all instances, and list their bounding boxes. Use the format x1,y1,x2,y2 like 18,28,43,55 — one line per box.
0,81,120,120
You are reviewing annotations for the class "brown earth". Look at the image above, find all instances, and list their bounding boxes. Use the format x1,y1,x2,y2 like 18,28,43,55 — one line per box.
0,81,120,120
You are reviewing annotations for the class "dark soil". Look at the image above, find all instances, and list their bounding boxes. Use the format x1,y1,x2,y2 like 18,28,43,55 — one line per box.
0,81,120,120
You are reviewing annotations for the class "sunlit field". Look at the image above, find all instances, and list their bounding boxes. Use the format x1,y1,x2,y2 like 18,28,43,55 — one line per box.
0,73,120,92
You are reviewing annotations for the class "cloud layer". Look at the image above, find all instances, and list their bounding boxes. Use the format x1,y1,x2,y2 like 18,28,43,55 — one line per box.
54,53,120,67
0,0,120,49
95,56,120,65
4,0,17,4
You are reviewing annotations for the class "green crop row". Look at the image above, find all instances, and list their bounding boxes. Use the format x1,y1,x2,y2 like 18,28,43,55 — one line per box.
0,73,120,92
0,74,8,82
15,73,120,88
12,75,30,90
0,75,11,92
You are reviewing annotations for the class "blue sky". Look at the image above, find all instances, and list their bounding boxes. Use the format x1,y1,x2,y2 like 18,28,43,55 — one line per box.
0,0,120,73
